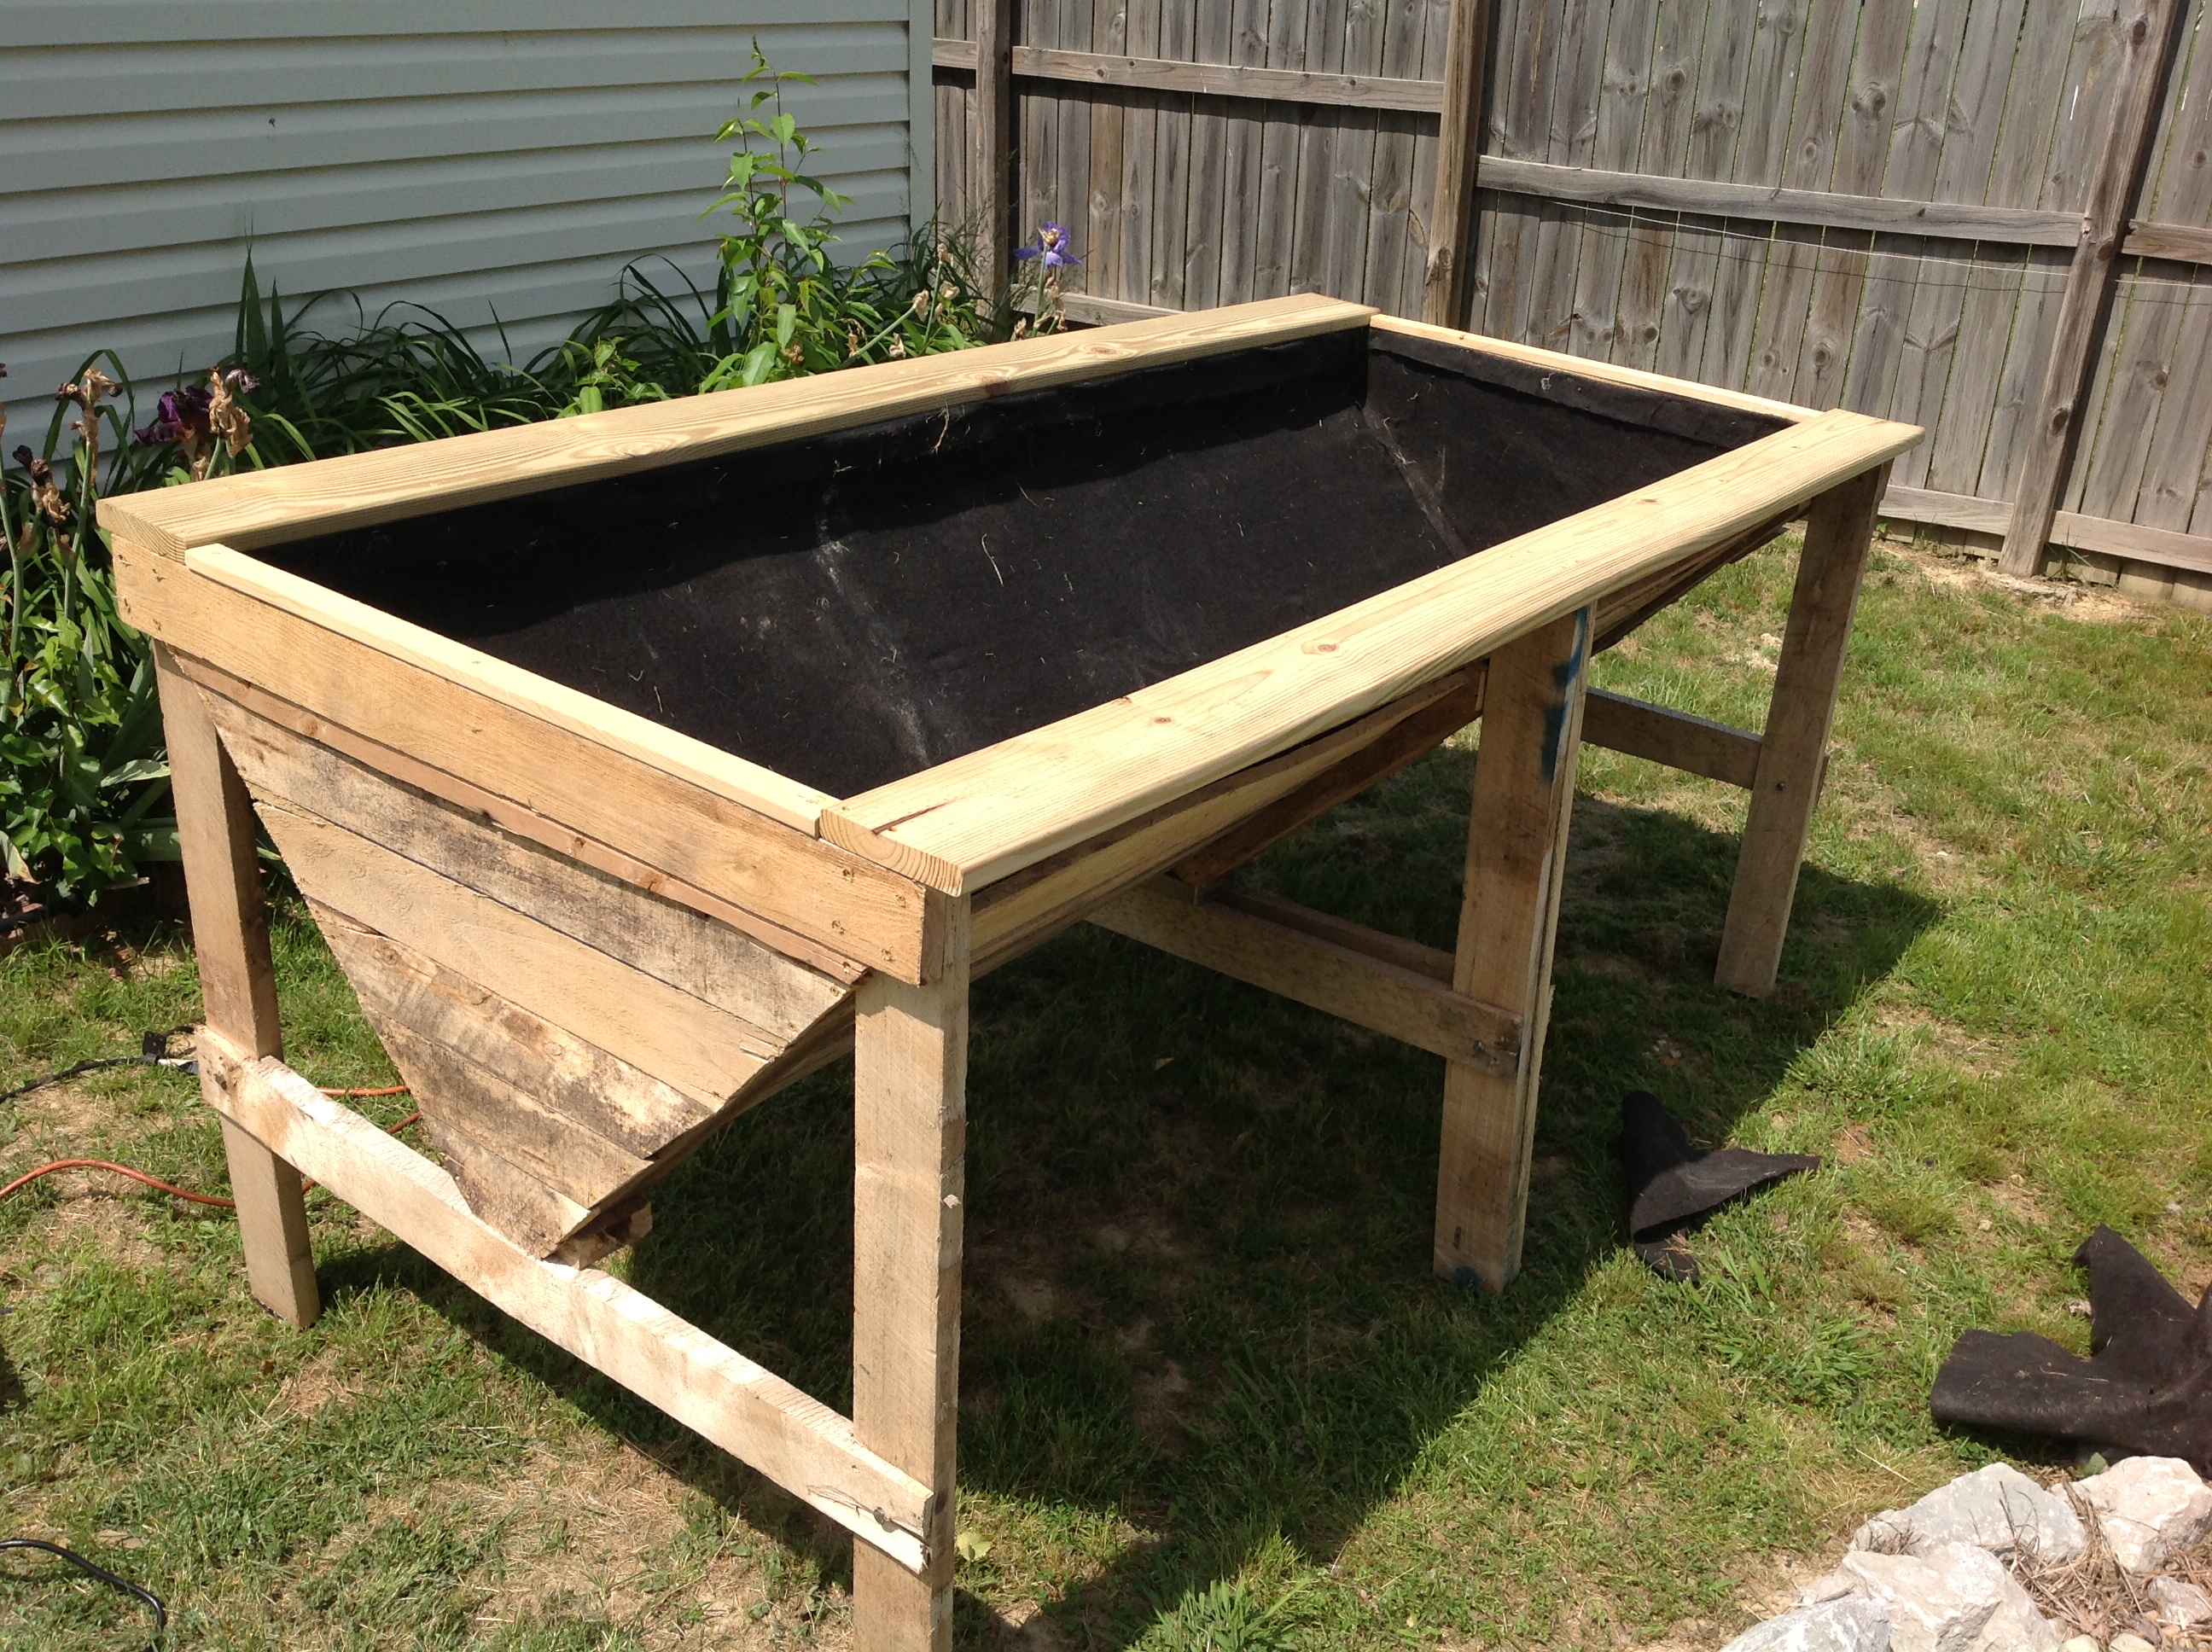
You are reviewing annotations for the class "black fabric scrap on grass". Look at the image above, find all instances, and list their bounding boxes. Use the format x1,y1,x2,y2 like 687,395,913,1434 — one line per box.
1930,1225,2212,1471
1613,1090,1820,1282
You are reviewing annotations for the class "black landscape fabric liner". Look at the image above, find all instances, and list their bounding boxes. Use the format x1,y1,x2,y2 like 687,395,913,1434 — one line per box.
1931,1225,2212,1470
265,331,1784,800
1614,1090,1821,1282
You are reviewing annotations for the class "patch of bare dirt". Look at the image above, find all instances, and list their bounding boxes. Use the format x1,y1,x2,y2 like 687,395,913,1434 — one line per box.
1880,538,2169,627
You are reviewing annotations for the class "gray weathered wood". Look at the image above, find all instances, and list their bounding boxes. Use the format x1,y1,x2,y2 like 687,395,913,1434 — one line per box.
2000,0,2190,573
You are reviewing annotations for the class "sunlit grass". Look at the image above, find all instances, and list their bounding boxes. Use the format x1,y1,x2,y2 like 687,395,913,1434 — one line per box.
1,537,2206,1648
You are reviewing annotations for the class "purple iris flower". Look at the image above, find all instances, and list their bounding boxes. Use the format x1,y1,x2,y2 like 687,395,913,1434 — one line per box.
1015,223,1080,269
133,384,212,447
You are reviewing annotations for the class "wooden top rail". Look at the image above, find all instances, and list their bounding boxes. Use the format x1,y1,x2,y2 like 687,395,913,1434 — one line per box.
96,294,1375,560
822,407,1921,893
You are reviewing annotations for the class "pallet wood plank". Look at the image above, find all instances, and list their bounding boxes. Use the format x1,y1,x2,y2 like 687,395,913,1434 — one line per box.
157,649,320,1329
258,800,783,1106
310,916,718,1159
1434,607,1588,1290
825,410,1917,893
115,541,939,982
195,1033,936,1574
203,695,850,1043
1091,876,1522,1067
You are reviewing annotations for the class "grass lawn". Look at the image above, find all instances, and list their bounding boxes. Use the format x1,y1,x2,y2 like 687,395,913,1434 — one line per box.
2,533,2207,1650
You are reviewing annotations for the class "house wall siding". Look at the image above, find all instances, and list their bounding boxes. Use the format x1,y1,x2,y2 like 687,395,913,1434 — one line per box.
1,0,934,440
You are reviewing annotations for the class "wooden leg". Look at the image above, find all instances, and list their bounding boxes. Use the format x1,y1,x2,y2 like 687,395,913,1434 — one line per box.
1714,464,1887,998
1435,608,1589,1292
852,899,969,1652
157,644,321,1328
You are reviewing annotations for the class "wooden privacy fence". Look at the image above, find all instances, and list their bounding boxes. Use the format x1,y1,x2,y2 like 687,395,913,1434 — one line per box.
933,0,2212,607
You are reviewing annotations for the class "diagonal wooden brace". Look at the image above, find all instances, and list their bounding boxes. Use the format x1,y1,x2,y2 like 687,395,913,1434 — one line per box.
193,1027,936,1576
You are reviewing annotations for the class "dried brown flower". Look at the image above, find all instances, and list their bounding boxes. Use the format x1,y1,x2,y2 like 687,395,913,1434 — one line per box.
56,366,119,474
205,367,254,461
12,446,72,526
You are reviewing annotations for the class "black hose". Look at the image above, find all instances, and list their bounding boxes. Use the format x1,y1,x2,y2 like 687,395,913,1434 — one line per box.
0,1537,167,1647
0,1027,196,1106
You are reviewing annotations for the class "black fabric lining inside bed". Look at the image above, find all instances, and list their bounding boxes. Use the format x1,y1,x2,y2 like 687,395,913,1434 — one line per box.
265,331,1788,799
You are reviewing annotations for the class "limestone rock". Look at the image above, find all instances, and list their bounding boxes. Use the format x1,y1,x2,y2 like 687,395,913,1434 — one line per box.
2107,1636,2156,1652
1720,1595,1894,1652
2057,1638,2098,1652
2149,1575,2212,1628
2072,1456,2212,1574
1853,1464,2087,1565
1798,1573,1859,1606
1839,1542,2057,1652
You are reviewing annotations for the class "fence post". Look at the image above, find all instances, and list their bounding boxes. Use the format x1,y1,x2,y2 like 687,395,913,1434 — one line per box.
1999,0,2189,577
1423,0,1491,326
973,0,1015,299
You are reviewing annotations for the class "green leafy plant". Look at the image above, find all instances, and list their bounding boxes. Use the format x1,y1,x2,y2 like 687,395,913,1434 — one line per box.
1,364,177,900
2,44,1075,904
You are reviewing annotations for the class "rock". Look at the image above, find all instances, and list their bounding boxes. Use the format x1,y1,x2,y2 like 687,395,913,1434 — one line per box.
2058,1638,2098,1652
2072,1456,2212,1574
1853,1464,2088,1565
2107,1637,2155,1652
1798,1573,1859,1606
2149,1576,2212,1628
1720,1595,1893,1652
1839,1543,2058,1652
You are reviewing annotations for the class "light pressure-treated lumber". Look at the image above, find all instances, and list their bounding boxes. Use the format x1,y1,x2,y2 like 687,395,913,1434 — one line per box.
826,410,1920,895
933,38,1450,113
1434,608,1590,1292
204,695,848,1043
1370,315,1818,426
969,669,1484,970
113,542,936,982
156,648,320,1328
1715,466,1887,997
257,800,783,1106
172,651,864,983
1580,689,1769,792
852,901,971,1652
1423,0,1490,326
2000,0,2191,576
194,1031,936,1573
1092,878,1520,1069
96,296,1374,561
1170,666,1487,891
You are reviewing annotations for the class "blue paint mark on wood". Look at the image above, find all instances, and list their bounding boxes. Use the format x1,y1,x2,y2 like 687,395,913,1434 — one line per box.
1537,607,1591,786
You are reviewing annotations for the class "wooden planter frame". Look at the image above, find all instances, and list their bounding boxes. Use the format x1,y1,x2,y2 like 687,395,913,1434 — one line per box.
102,295,1914,1651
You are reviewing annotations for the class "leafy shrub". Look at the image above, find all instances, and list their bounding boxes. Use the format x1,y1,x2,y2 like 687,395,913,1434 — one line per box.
1,44,1069,904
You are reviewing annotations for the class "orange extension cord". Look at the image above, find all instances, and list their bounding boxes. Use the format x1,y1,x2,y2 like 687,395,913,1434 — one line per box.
0,1085,417,1210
